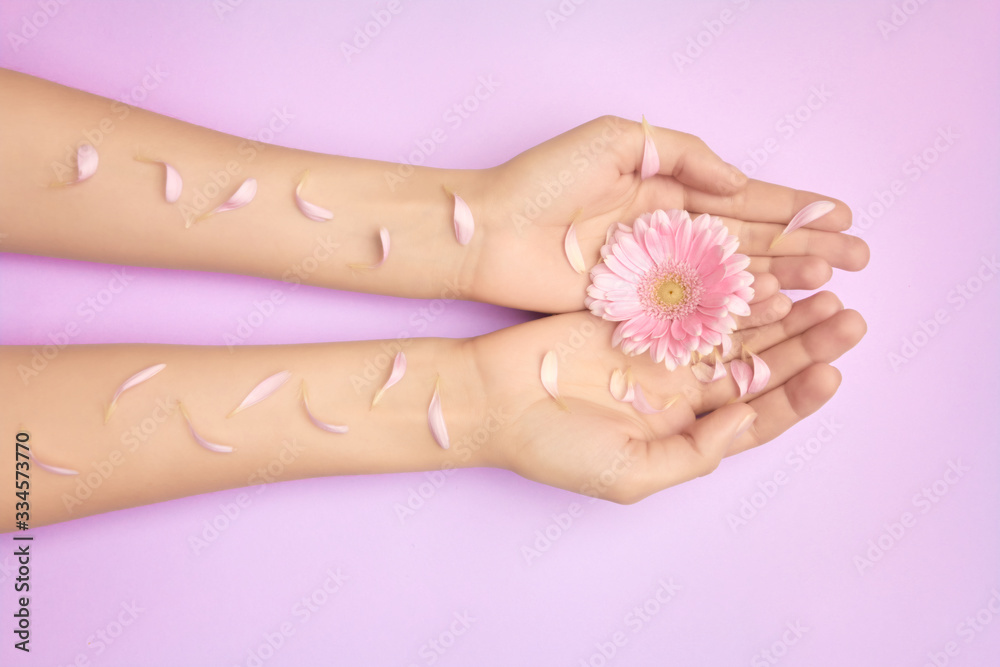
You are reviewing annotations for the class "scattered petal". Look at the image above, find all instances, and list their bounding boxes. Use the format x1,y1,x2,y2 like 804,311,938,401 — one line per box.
428,376,450,449
747,352,771,394
135,155,182,203
640,116,660,181
180,403,234,453
691,361,716,383
193,177,257,225
731,359,752,397
541,350,568,410
631,382,677,414
29,450,78,475
371,351,406,408
300,381,349,433
564,219,587,274
105,363,167,423
711,354,727,381
445,187,475,245
228,370,291,417
609,368,631,401
295,170,333,222
769,200,836,248
350,227,391,270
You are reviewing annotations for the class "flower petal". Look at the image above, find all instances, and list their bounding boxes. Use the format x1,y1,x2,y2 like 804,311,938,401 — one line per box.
193,178,257,225
428,377,450,449
564,221,586,274
371,351,406,408
295,171,334,222
105,363,167,423
135,156,182,202
640,116,660,181
180,403,234,453
29,450,78,476
609,368,636,402
541,350,568,409
747,352,771,394
770,200,836,248
711,354,727,381
691,361,716,383
632,382,677,414
228,370,291,417
448,189,475,245
300,381,349,433
731,359,752,397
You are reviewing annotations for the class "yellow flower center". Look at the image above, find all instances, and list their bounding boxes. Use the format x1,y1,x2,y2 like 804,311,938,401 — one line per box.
657,279,685,305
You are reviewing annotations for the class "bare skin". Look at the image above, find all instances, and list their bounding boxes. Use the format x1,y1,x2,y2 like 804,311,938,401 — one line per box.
0,69,868,530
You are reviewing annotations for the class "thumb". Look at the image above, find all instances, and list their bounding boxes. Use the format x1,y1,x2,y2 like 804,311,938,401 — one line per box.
638,405,758,496
640,123,747,194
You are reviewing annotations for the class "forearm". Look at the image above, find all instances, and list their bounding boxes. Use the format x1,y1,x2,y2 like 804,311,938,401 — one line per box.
0,68,486,300
0,338,490,530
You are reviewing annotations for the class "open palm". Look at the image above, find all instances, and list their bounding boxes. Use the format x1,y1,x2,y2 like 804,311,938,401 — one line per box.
468,116,869,313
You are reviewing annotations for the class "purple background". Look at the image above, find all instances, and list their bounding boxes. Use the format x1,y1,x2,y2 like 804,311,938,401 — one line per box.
1,1,998,665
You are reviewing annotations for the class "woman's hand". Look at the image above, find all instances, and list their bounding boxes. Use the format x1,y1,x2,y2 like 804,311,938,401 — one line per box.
465,116,870,312
465,292,866,503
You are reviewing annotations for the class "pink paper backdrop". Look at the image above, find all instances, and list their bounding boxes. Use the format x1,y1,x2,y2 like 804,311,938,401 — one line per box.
1,1,998,665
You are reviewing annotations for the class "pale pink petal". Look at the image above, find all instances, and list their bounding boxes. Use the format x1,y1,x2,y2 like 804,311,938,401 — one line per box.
180,403,234,453
428,377,450,449
770,200,836,248
75,143,98,182
564,222,586,274
450,190,475,245
301,381,349,434
105,363,167,423
711,355,727,381
691,361,715,383
29,451,78,475
163,162,183,203
748,352,771,393
371,351,406,408
731,360,752,397
640,116,660,181
609,368,636,402
541,350,567,409
228,370,291,417
631,383,677,414
295,171,333,222
193,178,257,225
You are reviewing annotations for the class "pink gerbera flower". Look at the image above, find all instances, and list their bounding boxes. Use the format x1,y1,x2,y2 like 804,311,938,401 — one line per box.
586,209,754,370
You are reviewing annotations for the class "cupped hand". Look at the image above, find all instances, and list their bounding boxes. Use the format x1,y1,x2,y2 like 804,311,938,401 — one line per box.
466,116,869,313
465,291,865,503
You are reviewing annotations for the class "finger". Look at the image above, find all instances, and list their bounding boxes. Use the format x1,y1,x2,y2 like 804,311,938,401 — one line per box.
632,403,757,499
747,256,833,290
728,219,870,271
726,363,842,456
627,120,747,194
683,179,852,231
735,293,792,330
747,272,779,304
689,301,861,413
733,291,844,357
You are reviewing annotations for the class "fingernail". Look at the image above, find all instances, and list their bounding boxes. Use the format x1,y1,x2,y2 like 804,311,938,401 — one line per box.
735,412,757,439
